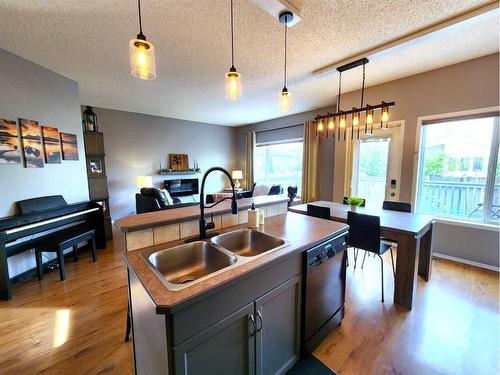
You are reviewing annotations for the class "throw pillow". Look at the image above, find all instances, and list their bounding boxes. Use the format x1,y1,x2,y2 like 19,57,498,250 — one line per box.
161,189,174,205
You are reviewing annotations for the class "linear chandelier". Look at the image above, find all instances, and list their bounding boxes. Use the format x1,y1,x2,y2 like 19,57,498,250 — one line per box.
314,58,395,141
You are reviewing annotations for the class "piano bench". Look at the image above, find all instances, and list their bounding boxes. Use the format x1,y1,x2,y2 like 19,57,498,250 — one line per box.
34,225,96,281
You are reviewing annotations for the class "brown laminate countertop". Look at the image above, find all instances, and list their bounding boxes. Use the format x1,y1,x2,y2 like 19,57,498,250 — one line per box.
115,195,289,233
123,212,349,313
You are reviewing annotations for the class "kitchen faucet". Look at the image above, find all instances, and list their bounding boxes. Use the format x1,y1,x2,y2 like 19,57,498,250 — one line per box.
198,167,238,240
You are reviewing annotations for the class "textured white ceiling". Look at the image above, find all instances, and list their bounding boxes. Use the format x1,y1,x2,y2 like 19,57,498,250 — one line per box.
0,0,498,126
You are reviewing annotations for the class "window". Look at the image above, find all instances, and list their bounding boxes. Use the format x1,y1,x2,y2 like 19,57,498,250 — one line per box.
254,141,303,195
416,114,499,223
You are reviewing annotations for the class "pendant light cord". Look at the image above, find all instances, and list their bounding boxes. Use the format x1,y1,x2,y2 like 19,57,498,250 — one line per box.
284,14,288,88
337,71,342,110
230,0,235,67
360,62,366,108
137,0,143,35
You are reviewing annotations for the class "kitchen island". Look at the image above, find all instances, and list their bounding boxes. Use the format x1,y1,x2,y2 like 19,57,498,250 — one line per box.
118,206,348,375
115,195,290,251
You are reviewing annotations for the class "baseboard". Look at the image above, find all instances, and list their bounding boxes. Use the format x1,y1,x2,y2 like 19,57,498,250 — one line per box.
433,252,499,272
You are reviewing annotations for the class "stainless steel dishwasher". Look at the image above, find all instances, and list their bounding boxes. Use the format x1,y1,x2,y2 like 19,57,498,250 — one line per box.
302,230,348,352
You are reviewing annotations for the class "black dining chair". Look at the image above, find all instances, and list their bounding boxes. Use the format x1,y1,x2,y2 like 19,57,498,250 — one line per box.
306,204,331,220
382,201,411,212
347,211,395,302
381,201,411,264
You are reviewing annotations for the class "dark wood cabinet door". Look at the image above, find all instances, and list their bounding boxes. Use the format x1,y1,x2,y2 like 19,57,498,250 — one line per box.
174,302,255,375
255,275,302,375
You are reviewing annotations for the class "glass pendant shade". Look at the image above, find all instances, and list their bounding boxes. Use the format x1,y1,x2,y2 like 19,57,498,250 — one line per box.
317,119,324,132
279,88,292,112
366,110,374,125
381,106,389,126
328,118,335,130
339,115,346,128
225,68,241,101
129,38,156,80
352,112,360,126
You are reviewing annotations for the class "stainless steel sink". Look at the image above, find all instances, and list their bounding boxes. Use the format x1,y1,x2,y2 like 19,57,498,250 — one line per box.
145,242,237,288
211,229,286,257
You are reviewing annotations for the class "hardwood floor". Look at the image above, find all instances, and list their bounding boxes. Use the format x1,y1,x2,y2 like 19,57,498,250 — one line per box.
0,235,133,375
315,249,500,375
0,237,498,375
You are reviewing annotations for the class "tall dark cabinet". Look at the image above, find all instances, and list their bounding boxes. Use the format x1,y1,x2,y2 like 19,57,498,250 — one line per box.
83,131,112,240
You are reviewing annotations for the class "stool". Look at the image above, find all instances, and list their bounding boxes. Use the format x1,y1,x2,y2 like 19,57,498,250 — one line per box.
35,226,96,281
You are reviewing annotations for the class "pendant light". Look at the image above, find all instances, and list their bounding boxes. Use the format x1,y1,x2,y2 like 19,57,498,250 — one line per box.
314,58,395,142
225,0,241,100
279,11,293,112
129,0,156,80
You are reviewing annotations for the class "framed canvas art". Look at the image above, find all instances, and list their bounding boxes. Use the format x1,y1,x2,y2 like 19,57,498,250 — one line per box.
19,118,44,168
60,133,79,160
169,153,189,171
0,118,21,164
42,126,61,163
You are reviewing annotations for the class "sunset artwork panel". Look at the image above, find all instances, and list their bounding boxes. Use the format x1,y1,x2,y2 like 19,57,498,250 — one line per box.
42,126,61,163
19,118,44,168
0,118,21,164
60,133,79,160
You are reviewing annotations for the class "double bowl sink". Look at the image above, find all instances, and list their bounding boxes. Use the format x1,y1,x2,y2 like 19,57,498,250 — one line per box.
143,229,288,290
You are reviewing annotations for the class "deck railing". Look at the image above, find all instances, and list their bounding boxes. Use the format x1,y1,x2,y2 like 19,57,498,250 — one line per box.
419,179,499,218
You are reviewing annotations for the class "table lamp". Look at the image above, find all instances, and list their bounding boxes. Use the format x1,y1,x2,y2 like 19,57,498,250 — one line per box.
231,170,243,189
136,176,153,189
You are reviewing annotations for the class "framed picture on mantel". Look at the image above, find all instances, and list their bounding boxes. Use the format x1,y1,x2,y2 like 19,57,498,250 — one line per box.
169,153,189,171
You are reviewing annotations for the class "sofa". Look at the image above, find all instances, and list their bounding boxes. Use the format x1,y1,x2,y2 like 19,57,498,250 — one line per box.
135,188,199,214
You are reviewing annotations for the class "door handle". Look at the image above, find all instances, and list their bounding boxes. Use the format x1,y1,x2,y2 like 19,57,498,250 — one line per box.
249,314,256,337
256,310,263,332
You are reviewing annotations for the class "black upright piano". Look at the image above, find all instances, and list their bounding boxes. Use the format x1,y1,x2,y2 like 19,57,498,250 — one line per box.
0,195,106,300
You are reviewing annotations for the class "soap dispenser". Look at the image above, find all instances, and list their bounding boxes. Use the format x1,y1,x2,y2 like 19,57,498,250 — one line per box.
248,203,259,228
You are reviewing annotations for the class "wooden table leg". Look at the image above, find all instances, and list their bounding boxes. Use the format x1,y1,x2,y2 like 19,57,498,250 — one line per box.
418,224,433,281
393,234,420,310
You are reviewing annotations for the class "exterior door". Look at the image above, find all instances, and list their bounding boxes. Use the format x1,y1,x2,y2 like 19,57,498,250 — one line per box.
350,123,403,206
174,302,255,375
255,276,301,375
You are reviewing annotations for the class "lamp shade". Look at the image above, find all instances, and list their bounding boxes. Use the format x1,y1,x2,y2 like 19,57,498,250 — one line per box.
231,170,243,179
136,175,153,189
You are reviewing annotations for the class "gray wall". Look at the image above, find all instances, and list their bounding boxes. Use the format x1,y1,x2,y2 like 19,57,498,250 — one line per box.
93,108,239,220
0,48,89,217
333,53,499,203
333,53,500,270
0,48,88,276
236,105,336,201
433,222,499,270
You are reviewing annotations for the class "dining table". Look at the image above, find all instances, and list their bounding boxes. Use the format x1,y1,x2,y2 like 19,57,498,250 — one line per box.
289,200,435,310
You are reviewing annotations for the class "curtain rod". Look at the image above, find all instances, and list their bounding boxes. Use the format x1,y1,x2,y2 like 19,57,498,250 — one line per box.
253,123,303,135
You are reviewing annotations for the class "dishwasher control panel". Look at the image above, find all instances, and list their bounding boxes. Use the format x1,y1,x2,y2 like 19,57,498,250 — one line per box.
306,231,348,270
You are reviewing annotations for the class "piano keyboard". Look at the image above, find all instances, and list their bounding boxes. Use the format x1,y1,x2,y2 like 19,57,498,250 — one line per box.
4,208,99,235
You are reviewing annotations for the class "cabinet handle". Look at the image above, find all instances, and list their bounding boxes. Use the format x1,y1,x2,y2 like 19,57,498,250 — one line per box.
256,310,263,332
249,315,256,337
